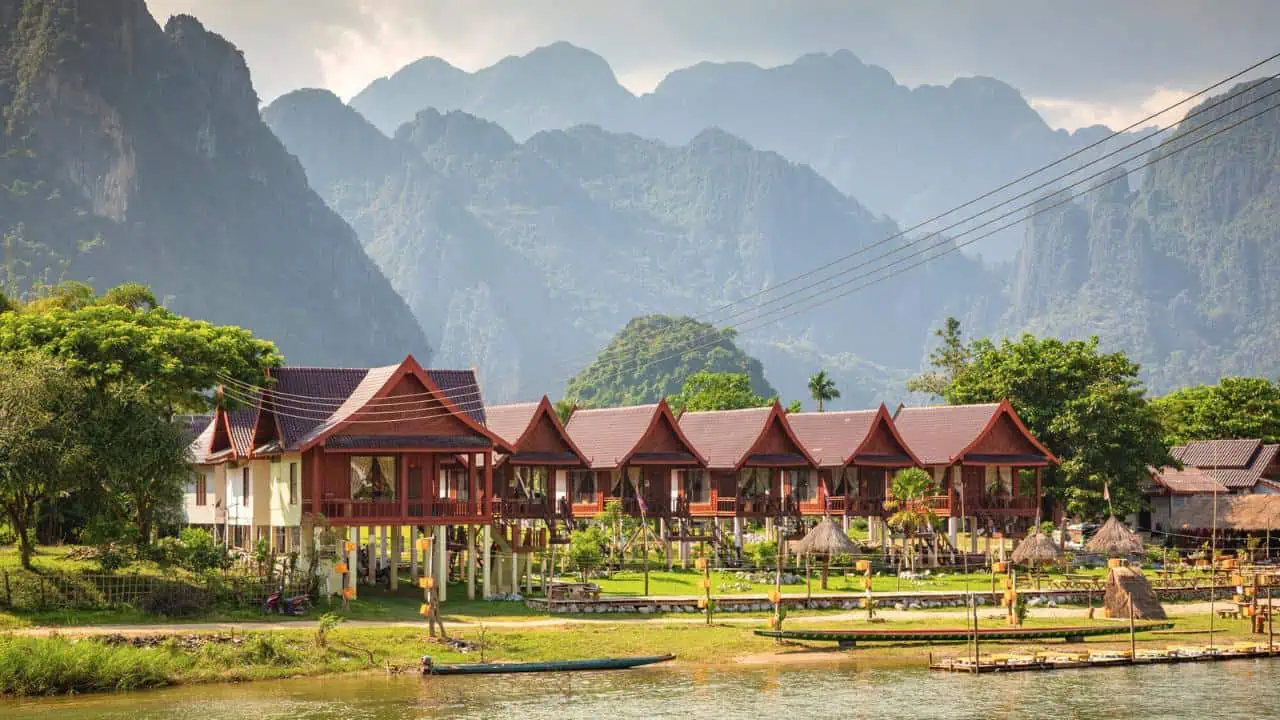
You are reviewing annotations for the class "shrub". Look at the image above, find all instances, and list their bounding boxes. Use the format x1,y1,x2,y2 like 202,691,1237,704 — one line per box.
140,583,209,617
745,540,777,569
97,546,127,573
850,518,869,532
150,536,184,568
178,528,231,573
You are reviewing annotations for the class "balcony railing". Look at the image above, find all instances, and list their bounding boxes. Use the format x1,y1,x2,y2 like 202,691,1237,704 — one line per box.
319,498,490,521
496,498,550,519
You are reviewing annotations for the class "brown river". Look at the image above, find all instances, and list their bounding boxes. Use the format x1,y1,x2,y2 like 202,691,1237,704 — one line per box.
2,660,1278,718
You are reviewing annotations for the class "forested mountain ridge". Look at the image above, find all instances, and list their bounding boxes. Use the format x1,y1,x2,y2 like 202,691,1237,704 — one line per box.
1006,78,1280,391
0,0,428,367
350,43,1139,261
265,90,999,404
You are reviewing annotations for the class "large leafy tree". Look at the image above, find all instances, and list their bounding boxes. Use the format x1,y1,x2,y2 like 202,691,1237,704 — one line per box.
807,370,840,412
946,334,1171,518
670,371,770,413
0,283,281,411
907,316,971,397
0,353,90,568
1151,377,1280,446
883,468,938,573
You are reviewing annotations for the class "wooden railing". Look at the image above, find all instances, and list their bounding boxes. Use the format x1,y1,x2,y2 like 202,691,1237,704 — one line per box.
496,498,550,519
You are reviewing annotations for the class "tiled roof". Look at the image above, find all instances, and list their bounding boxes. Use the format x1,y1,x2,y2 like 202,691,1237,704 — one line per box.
893,403,1001,466
226,406,258,457
565,404,658,470
678,406,777,470
1150,467,1227,495
788,409,879,467
426,369,488,425
1175,439,1263,469
290,365,400,450
179,414,215,446
325,434,492,450
267,367,369,449
484,402,541,446
1172,440,1279,490
187,415,217,464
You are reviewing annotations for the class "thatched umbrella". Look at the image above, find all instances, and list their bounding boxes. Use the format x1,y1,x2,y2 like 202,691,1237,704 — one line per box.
1012,531,1063,567
1085,516,1145,557
794,517,861,591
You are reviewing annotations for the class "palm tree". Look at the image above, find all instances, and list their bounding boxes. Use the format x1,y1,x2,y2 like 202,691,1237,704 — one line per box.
883,467,939,574
808,370,840,412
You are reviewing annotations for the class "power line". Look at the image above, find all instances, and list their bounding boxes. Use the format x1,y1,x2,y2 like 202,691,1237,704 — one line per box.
216,373,489,413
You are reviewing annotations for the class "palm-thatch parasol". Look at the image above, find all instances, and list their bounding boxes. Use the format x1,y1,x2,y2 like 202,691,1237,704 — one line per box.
1011,531,1063,567
1085,515,1145,556
794,517,861,591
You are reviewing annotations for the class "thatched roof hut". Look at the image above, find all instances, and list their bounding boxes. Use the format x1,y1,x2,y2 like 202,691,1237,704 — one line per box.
1011,531,1062,566
793,517,861,556
1104,566,1167,620
1085,515,1145,556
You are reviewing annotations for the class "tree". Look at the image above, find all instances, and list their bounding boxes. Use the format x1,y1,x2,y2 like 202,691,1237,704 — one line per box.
98,282,159,311
82,386,192,549
807,370,840,412
566,526,607,583
670,371,770,413
0,353,89,568
946,334,1172,518
907,316,971,397
553,398,576,424
0,286,281,411
1151,377,1280,446
882,468,938,573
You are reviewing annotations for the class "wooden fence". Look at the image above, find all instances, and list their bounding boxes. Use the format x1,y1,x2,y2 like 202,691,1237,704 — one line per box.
0,570,312,612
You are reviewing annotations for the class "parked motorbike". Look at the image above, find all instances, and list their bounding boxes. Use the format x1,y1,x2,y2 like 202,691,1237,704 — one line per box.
262,586,311,616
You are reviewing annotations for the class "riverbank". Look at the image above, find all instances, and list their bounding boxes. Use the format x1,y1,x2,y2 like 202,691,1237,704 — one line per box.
0,604,1265,696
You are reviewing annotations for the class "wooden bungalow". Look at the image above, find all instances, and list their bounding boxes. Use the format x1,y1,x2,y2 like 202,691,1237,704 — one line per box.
788,404,922,521
481,397,589,545
247,355,514,529
676,402,817,544
562,400,707,519
893,401,1059,544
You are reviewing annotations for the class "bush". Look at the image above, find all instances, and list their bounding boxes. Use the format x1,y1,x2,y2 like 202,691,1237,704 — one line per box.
140,583,209,617
97,546,127,573
745,540,777,569
850,518,869,533
0,636,176,696
150,536,184,568
178,528,231,573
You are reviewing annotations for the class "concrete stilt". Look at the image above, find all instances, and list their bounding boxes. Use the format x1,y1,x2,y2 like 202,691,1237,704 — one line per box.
734,516,743,549
948,517,959,549
379,525,388,569
466,526,477,600
970,518,978,553
435,526,447,602
346,528,359,600
410,526,419,580
366,528,376,584
511,545,519,594
525,553,533,596
390,525,400,590
482,525,493,599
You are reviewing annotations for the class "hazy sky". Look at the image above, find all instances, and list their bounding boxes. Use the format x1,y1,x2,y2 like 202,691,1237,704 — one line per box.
147,0,1278,130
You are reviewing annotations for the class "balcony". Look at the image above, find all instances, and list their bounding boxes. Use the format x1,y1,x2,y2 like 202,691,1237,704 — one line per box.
316,498,491,524
496,498,550,519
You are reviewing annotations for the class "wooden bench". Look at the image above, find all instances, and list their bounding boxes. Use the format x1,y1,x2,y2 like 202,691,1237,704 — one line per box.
548,582,601,602
1217,608,1242,620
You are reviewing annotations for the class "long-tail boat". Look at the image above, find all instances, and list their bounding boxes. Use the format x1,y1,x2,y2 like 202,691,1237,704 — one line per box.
422,654,676,676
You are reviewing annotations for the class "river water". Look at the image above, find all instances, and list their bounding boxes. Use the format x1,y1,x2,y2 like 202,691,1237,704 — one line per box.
4,660,1279,719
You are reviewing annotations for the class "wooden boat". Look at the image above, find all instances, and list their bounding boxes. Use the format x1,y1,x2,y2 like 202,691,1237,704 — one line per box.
755,623,1173,646
423,654,675,676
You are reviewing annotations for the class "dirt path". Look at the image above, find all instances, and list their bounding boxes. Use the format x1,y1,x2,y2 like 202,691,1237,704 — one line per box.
9,602,1219,637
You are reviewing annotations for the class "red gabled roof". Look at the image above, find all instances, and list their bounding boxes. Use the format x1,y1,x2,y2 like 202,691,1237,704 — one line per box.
187,415,218,464
485,396,589,466
565,399,706,470
893,400,1058,466
788,404,921,468
294,355,511,453
677,402,815,471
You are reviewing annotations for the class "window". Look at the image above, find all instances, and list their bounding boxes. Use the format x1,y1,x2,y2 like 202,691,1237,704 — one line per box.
513,467,548,499
275,526,287,552
679,469,710,504
242,467,251,503
737,467,770,498
570,470,597,504
195,473,208,506
350,456,397,500
288,463,298,505
788,470,818,503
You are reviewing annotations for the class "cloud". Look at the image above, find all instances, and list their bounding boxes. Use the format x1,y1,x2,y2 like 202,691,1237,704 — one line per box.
1031,88,1196,131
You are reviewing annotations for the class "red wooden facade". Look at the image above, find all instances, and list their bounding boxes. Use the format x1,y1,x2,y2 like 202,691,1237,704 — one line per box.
563,400,706,518
482,397,588,522
249,356,513,527
893,400,1059,524
788,404,922,518
676,403,818,519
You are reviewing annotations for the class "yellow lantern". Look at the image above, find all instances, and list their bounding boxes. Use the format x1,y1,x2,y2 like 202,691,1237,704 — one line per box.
1245,606,1256,617
417,537,432,552
695,558,709,571
419,576,436,590
697,598,708,610
1108,558,1123,569
334,562,348,575
856,559,872,573
1233,594,1245,603
1004,590,1016,603
768,590,782,604
699,578,712,590
863,576,873,591
344,541,356,553
992,562,1007,573
1001,578,1013,590
1231,574,1245,586
419,603,430,616
343,586,356,600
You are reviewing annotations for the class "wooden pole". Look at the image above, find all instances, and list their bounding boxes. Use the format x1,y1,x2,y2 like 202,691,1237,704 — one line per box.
805,553,812,608
972,594,980,672
1269,582,1274,654
1128,589,1136,663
